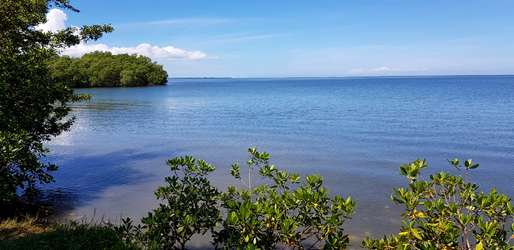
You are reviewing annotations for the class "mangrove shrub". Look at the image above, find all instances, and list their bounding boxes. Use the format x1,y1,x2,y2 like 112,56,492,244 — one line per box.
362,159,514,250
141,156,220,249
119,148,356,249
48,52,168,88
214,147,355,249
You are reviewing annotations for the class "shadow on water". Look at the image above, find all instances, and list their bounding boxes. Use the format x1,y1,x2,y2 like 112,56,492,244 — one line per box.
33,148,169,220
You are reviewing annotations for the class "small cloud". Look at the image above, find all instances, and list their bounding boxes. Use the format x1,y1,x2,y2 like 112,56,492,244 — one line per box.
35,9,67,32
63,43,207,60
348,66,394,75
371,66,392,72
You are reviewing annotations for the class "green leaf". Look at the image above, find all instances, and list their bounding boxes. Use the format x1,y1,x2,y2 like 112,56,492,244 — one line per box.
449,158,460,167
469,163,480,169
230,163,241,179
410,229,423,240
476,241,484,250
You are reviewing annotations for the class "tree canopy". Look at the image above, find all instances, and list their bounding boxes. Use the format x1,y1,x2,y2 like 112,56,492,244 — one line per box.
0,0,112,206
49,52,168,88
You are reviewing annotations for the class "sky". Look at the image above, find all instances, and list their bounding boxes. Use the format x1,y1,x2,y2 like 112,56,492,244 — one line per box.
41,0,514,77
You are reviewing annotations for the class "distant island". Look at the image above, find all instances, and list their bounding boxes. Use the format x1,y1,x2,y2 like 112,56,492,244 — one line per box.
49,52,168,88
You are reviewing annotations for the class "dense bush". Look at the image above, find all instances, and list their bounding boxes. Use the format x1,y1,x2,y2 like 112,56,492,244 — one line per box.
0,0,111,206
214,148,355,249
3,148,513,249
141,156,220,249
119,148,355,249
362,159,514,250
48,52,168,88
115,151,513,249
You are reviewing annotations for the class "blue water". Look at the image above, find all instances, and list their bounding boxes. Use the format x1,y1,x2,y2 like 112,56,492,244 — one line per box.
47,76,514,244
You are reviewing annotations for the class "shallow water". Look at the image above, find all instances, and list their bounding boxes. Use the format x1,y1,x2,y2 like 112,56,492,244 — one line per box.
46,76,514,246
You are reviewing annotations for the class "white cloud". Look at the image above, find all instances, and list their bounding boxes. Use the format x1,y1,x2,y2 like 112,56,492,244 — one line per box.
371,66,392,72
37,9,208,61
63,43,207,60
348,66,394,75
35,9,67,32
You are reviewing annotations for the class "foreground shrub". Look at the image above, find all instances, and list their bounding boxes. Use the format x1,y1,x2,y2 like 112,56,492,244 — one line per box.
119,148,355,249
138,156,220,249
362,159,514,250
5,151,514,249
213,148,356,249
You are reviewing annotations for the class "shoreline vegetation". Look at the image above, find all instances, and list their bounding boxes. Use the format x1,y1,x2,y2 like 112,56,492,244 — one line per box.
49,52,168,88
2,149,513,249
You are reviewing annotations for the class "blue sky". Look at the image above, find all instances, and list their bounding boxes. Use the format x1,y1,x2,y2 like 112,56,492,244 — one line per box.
52,0,514,77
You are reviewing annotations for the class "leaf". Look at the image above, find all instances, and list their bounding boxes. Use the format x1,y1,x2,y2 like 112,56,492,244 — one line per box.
476,241,484,250
448,158,460,169
227,211,238,225
290,174,300,183
411,210,427,219
398,231,409,237
469,163,480,169
410,229,423,240
230,163,241,179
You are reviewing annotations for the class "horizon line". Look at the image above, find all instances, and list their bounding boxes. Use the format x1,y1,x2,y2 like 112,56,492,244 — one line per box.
169,74,514,79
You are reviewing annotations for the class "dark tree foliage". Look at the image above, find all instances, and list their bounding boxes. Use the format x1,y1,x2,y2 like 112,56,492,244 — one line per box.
0,0,112,206
48,52,168,88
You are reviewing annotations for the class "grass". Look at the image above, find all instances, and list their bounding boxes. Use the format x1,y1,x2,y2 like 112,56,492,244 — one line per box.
0,217,48,240
0,217,136,250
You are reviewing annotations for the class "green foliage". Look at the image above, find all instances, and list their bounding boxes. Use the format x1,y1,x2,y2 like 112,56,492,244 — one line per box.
214,148,356,249
0,131,56,204
116,148,355,249
3,147,514,250
139,156,220,249
0,0,111,206
362,159,514,250
48,52,168,88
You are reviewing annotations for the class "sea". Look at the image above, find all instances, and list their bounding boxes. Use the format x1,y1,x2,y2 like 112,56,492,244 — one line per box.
45,75,514,247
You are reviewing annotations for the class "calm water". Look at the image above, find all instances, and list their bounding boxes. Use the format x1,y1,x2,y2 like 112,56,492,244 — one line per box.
47,76,514,245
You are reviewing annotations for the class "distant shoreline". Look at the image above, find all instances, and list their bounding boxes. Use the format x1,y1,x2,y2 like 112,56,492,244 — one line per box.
72,84,168,89
73,74,514,89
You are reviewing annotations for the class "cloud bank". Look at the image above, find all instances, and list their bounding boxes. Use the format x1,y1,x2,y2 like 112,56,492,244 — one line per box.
63,43,207,60
37,9,207,60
